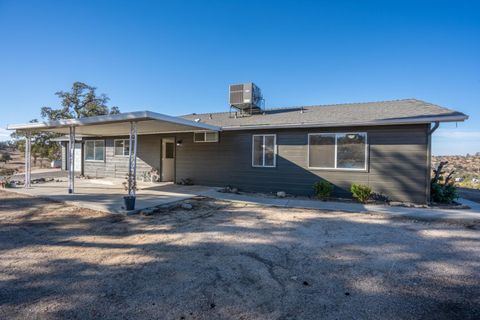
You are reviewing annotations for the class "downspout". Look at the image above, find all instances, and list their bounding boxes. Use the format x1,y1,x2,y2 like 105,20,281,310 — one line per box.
426,121,440,204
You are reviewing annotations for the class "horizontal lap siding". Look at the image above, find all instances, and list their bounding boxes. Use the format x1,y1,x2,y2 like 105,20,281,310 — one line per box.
83,136,161,179
176,124,429,203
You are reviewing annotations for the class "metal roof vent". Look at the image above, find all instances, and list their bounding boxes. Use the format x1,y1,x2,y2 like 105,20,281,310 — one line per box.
229,83,264,115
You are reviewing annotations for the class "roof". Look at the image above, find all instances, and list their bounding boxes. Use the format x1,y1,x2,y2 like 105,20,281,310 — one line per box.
7,99,468,134
180,99,468,130
7,111,221,136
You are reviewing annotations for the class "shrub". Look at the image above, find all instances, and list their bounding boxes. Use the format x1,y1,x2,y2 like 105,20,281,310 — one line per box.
0,168,15,176
430,161,458,204
351,183,372,203
0,153,12,164
313,181,333,199
431,182,458,204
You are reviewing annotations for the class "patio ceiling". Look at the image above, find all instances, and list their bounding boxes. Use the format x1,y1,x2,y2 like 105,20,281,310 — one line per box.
7,111,221,136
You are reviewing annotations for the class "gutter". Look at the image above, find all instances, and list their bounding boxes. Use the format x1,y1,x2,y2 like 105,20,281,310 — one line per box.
220,115,468,131
428,121,440,135
425,121,440,204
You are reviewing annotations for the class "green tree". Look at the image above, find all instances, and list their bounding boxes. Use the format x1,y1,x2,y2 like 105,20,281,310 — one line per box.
41,82,119,120
0,153,12,164
11,82,120,166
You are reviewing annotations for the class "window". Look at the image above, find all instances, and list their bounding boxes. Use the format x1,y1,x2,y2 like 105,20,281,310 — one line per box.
252,134,276,167
114,139,130,156
85,140,105,161
165,142,174,159
194,131,219,143
308,133,367,170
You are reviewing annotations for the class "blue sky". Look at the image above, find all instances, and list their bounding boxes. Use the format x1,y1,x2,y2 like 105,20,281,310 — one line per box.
0,0,478,155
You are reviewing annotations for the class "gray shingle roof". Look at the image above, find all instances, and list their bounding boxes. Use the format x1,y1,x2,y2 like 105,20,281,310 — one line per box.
180,99,467,130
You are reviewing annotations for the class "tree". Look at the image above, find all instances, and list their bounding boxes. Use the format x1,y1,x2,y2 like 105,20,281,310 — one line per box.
11,82,120,166
40,82,119,120
0,153,12,164
0,142,9,150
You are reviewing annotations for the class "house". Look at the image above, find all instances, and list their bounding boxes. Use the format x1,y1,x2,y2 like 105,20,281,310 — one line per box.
8,87,468,204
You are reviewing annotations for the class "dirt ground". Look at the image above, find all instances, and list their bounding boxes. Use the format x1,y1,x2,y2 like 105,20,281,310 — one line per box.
0,149,52,177
0,191,479,320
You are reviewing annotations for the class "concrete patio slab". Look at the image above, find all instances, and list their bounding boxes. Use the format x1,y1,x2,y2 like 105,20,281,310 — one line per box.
203,190,480,222
7,179,216,214
5,179,480,222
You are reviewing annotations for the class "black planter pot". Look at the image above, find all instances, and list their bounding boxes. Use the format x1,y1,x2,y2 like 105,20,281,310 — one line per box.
123,196,136,211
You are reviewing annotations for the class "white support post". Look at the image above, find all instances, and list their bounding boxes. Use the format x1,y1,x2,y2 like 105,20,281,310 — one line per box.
24,131,31,189
127,121,138,197
68,126,75,194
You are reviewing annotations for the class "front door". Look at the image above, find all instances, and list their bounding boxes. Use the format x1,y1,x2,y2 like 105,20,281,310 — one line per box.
161,138,175,182
74,143,82,173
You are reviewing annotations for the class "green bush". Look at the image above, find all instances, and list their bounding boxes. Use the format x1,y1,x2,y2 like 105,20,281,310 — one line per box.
430,161,459,204
0,153,11,164
313,181,333,199
351,183,372,203
0,168,15,176
431,182,458,204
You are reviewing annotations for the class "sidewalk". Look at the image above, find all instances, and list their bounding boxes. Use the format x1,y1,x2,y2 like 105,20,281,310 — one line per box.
202,190,480,222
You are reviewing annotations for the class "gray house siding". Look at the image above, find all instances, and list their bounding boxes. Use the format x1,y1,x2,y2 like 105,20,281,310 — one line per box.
175,124,429,203
71,124,428,203
82,135,162,179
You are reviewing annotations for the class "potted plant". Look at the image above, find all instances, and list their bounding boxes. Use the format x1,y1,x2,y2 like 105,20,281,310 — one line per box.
122,173,137,210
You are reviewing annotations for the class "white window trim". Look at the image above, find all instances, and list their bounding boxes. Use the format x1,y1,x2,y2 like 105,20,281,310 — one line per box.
193,131,219,143
307,132,368,171
114,139,129,157
84,139,105,162
252,134,277,168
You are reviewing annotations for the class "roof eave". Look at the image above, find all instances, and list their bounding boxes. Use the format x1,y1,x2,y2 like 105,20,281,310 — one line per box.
7,111,221,132
220,115,469,131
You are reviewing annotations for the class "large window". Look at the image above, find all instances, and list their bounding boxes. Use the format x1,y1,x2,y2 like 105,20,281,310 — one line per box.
252,134,276,167
308,133,367,170
194,131,219,143
114,139,130,156
85,140,105,161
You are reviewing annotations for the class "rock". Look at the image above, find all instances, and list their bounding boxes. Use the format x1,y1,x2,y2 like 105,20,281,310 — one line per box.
277,191,286,198
389,201,403,206
181,203,193,210
230,187,239,193
140,208,155,216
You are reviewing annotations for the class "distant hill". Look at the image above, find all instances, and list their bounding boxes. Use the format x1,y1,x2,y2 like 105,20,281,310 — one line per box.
432,155,480,189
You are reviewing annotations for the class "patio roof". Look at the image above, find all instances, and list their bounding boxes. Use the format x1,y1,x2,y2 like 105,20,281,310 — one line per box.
7,111,221,136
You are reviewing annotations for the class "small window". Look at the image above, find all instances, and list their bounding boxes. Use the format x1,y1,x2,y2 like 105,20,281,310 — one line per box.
252,134,276,167
114,139,130,156
194,131,219,143
165,142,174,159
84,140,105,161
308,133,367,170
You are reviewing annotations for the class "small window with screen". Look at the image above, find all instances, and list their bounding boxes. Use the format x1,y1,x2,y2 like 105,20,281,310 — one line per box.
193,131,218,143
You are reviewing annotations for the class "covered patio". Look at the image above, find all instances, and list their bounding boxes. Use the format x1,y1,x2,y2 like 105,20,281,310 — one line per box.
9,178,216,213
7,111,221,212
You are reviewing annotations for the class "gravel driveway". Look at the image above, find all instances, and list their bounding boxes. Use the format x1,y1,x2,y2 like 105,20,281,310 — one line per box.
0,190,479,319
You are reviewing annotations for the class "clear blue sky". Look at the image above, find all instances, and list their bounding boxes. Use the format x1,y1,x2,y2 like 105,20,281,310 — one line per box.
0,0,478,155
